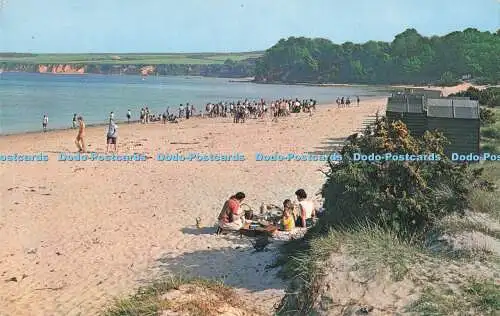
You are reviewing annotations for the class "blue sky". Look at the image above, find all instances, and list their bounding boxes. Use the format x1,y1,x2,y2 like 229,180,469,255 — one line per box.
0,0,498,53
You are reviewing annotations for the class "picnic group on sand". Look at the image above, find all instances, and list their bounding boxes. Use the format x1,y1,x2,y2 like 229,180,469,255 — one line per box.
217,189,318,235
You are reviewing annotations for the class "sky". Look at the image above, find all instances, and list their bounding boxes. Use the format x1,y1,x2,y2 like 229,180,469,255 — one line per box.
0,0,498,53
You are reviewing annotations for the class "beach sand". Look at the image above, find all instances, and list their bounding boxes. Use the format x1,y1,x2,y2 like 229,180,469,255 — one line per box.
0,98,386,316
391,82,488,97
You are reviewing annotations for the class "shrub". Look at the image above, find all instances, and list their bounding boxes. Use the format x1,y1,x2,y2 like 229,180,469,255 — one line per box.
449,87,500,107
320,116,485,236
480,107,497,126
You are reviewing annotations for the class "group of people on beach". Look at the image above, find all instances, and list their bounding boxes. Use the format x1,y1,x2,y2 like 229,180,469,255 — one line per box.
41,96,320,152
217,189,318,233
336,96,360,107
119,97,318,126
204,98,317,123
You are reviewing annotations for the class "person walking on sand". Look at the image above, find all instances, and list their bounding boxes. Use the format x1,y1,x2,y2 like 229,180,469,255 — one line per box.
75,116,86,153
106,119,118,153
42,114,48,132
127,109,131,123
186,102,190,119
356,96,360,106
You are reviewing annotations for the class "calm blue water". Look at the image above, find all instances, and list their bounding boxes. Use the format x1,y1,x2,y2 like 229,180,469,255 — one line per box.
0,73,389,134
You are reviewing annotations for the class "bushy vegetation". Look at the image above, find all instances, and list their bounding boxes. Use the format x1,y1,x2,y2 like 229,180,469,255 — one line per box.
480,107,497,126
475,107,500,219
255,28,500,84
319,116,490,235
449,86,500,108
275,110,498,315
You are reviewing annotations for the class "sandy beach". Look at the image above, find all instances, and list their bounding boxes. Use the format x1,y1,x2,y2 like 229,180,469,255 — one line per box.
0,99,386,316
391,82,488,97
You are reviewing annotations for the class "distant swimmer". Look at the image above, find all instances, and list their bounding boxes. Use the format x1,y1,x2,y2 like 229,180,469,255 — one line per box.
75,116,86,153
42,114,48,132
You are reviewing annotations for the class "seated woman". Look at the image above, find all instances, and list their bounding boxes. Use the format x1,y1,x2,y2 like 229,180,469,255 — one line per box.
217,192,246,231
281,199,295,232
294,189,316,228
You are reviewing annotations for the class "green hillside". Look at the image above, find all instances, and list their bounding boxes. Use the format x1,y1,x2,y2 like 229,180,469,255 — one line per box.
0,51,264,65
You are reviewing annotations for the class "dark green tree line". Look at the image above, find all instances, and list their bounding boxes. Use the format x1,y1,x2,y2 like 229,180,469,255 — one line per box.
254,28,500,84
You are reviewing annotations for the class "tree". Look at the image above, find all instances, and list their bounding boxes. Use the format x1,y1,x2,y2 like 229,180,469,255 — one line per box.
254,28,500,85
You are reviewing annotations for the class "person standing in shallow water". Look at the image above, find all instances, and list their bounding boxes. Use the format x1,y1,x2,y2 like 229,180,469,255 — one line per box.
186,102,190,119
72,114,77,128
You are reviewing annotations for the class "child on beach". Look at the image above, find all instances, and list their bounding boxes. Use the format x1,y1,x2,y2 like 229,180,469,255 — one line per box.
281,199,295,232
75,116,86,153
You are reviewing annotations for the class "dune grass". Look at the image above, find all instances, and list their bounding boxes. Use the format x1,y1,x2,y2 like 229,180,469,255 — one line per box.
102,276,242,316
407,278,500,316
471,107,500,220
275,223,426,315
275,219,498,315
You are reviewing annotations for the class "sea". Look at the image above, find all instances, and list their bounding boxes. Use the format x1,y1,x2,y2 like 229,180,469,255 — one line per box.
0,72,390,135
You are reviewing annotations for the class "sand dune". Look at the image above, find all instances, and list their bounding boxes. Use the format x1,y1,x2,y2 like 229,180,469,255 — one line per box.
0,99,386,315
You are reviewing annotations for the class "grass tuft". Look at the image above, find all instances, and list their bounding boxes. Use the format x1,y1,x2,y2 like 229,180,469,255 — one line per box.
407,278,500,315
102,276,243,316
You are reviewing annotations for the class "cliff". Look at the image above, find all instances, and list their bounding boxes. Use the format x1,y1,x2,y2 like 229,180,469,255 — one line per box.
38,64,85,74
0,58,257,78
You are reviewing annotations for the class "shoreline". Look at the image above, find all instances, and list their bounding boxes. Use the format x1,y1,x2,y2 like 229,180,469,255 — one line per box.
3,70,494,89
0,119,142,137
0,100,387,137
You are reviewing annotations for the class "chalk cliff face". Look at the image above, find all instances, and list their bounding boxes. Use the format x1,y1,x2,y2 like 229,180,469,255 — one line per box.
37,64,86,74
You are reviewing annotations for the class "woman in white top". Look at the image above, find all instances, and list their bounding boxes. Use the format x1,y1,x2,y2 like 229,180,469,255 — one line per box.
294,189,316,228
